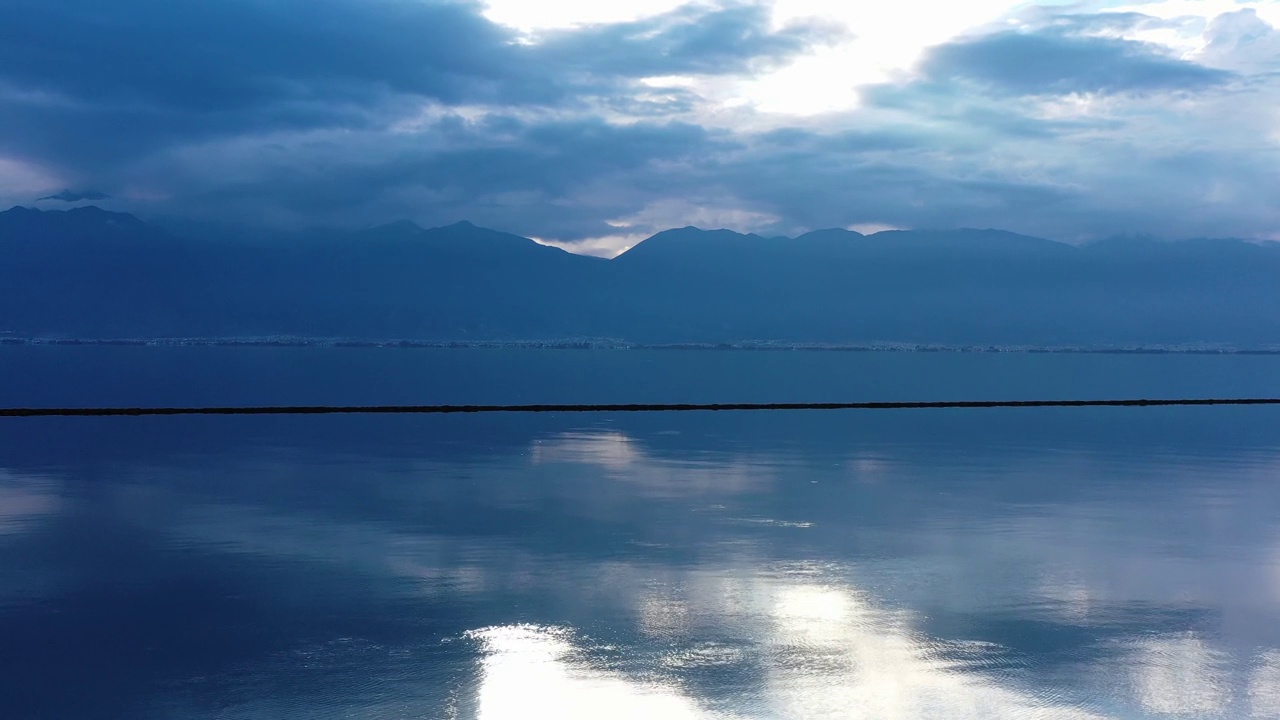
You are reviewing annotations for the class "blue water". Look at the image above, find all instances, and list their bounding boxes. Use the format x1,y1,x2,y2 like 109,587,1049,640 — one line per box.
3,347,1280,719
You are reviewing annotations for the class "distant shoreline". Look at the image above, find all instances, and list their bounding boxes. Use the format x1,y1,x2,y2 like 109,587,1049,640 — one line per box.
3,336,1279,355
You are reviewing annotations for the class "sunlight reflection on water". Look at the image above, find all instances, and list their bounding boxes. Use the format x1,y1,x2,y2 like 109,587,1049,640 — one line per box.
466,572,1114,720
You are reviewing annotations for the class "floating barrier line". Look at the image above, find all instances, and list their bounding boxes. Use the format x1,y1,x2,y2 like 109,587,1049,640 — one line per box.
3,398,1280,417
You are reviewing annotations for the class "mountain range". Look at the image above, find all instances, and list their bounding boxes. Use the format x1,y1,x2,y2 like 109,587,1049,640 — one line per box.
3,205,1279,347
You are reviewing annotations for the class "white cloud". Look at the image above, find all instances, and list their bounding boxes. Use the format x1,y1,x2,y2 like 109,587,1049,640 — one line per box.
1197,7,1280,71
1104,0,1279,24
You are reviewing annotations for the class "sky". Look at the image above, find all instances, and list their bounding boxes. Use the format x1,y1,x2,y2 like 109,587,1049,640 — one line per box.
1,0,1278,256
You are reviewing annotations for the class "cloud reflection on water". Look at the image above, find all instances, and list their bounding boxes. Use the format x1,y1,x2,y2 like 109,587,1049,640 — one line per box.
5,422,1280,719
530,430,779,498
0,471,61,536
1249,651,1280,718
1127,634,1232,718
468,624,719,720
468,574,1110,720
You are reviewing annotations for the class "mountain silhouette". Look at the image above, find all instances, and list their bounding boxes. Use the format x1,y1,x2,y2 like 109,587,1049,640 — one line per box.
3,206,1279,346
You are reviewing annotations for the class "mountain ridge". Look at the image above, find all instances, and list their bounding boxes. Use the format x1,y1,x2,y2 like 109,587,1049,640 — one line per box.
10,204,1276,255
3,206,1278,345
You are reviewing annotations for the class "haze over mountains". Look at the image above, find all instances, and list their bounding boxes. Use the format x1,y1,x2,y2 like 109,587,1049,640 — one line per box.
3,206,1279,347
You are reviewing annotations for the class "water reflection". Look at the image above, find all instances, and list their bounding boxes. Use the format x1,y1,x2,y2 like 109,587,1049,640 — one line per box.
1126,634,1231,717
0,470,60,536
469,625,716,720
530,430,779,497
1250,651,1280,718
2,411,1280,719
468,572,1112,720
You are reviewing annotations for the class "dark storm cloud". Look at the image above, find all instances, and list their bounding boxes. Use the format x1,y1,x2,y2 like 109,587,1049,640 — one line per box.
144,114,732,240
0,0,531,110
1,93,388,173
314,117,723,204
920,30,1232,96
0,0,828,176
0,0,529,172
152,116,1031,243
711,133,1078,232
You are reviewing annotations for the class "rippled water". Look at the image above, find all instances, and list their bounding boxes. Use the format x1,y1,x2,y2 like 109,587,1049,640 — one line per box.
3,347,1280,718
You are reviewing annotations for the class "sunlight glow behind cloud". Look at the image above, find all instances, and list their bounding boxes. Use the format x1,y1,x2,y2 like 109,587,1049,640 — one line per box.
741,0,1035,114
485,0,1280,117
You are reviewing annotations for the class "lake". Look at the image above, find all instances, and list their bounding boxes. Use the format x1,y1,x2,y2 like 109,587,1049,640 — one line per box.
3,346,1280,719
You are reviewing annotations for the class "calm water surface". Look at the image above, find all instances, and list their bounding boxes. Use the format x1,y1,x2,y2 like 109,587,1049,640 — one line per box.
3,347,1280,719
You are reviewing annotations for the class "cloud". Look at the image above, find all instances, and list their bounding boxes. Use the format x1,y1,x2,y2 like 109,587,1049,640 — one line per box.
1199,8,1280,71
127,113,731,237
1,1,1278,245
920,29,1233,96
535,3,845,78
115,73,1280,244
37,188,110,202
0,0,829,172
0,0,532,110
0,0,540,174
